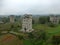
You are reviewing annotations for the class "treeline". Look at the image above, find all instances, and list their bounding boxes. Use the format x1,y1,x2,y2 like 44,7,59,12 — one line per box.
32,16,50,24
32,16,60,27
0,15,21,23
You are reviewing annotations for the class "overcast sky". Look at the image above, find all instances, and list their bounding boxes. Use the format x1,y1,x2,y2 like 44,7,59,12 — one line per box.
0,0,60,15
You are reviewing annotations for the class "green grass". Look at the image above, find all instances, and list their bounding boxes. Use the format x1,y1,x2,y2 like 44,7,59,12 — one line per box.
0,23,60,45
23,40,33,45
33,24,60,35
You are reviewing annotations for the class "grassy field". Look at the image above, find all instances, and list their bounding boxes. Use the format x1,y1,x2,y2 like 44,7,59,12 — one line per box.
22,24,60,45
0,23,60,45
33,24,60,35
23,40,33,45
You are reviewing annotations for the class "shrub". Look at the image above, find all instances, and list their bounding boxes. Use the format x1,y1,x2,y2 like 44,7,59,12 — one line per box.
39,16,50,24
52,35,60,45
17,35,24,40
48,23,56,27
28,32,35,39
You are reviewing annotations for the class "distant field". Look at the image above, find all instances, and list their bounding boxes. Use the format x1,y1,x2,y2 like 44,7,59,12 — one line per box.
33,24,60,35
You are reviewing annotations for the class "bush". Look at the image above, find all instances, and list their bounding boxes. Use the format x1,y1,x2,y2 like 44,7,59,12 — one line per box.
48,23,56,27
17,35,24,40
52,35,60,45
28,32,35,39
39,16,50,24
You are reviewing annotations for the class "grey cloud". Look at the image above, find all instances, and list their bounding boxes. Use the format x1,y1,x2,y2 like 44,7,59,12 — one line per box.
0,0,60,15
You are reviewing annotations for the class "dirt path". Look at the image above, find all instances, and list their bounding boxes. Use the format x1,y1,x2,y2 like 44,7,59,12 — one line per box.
0,34,18,43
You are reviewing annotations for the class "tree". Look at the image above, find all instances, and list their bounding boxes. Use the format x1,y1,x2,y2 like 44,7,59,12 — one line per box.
17,35,24,40
2,17,9,23
32,19,35,24
52,36,60,45
48,23,56,27
15,15,21,22
28,32,35,39
39,16,50,24
28,30,48,45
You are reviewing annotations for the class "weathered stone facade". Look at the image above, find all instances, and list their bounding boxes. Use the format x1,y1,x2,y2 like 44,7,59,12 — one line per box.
50,15,59,24
10,15,14,23
21,14,34,32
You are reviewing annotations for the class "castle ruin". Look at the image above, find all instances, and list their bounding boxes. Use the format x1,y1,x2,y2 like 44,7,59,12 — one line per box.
21,14,34,32
50,15,60,24
10,15,14,23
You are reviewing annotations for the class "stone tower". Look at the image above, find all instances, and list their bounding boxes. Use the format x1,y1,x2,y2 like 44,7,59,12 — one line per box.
21,14,34,32
50,15,59,24
10,15,14,23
